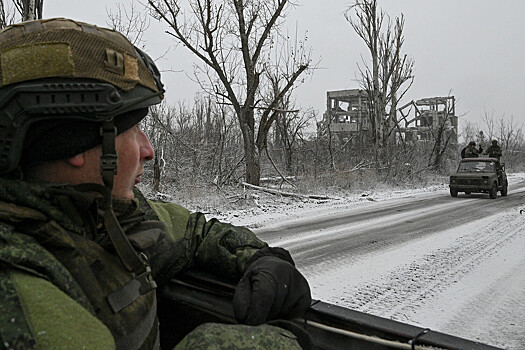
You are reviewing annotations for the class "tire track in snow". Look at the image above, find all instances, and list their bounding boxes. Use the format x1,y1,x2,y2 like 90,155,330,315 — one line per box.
353,212,521,317
424,228,525,349
302,208,525,348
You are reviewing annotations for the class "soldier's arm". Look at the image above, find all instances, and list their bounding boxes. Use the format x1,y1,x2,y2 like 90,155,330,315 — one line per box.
134,189,267,284
135,190,312,328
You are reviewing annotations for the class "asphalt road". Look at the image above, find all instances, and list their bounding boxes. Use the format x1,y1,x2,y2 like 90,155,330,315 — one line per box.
253,178,525,349
254,179,525,271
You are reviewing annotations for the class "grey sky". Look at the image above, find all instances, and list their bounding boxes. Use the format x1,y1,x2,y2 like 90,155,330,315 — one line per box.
44,1,525,130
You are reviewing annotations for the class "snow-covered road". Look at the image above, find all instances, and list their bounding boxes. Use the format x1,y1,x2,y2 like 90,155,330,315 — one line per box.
223,174,525,349
302,207,525,350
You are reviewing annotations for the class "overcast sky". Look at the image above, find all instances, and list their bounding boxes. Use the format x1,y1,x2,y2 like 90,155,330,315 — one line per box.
43,1,525,131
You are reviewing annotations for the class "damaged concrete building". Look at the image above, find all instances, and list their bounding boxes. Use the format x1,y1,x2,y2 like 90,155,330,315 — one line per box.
321,89,458,147
321,89,370,146
397,96,458,144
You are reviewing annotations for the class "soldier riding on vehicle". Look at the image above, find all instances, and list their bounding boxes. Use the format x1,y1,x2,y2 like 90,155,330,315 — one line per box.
484,139,503,160
0,18,311,349
464,141,482,158
483,139,504,182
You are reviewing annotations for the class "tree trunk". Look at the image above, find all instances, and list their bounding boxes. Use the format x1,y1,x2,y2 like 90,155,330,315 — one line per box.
244,138,261,186
238,107,261,186
153,154,161,192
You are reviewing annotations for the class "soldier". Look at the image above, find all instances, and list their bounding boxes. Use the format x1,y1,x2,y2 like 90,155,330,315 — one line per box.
464,141,480,158
484,139,503,160
0,19,310,349
484,139,503,182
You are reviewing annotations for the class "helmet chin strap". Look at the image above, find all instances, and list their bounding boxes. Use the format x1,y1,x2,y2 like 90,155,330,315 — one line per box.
98,119,157,312
100,119,118,196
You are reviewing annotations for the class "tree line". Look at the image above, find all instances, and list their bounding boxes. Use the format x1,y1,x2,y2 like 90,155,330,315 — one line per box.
1,0,524,193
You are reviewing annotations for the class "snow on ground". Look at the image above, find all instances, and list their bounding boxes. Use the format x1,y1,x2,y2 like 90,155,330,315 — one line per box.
213,181,453,229
304,208,525,349
214,173,524,231
212,173,525,349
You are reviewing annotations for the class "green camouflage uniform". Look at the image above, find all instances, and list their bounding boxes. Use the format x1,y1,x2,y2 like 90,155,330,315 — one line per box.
484,144,502,160
175,323,301,350
464,145,480,158
0,178,300,349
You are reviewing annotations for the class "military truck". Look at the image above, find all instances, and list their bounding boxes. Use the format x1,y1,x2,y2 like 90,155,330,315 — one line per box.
449,157,508,199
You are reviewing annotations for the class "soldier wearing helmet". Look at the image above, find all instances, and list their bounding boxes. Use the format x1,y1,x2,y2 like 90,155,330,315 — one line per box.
483,139,503,160
483,139,504,182
464,141,481,158
0,18,310,349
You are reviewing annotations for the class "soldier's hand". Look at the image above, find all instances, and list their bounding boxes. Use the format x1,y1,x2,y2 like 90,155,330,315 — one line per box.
233,247,311,326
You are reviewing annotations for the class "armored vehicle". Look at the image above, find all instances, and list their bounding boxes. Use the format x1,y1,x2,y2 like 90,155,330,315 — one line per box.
449,157,508,199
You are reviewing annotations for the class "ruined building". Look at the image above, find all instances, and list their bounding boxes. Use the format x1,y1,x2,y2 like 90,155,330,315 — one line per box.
321,89,458,147
397,96,458,144
320,89,370,146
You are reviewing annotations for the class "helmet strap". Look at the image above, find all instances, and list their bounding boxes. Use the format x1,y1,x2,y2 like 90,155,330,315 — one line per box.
100,119,118,196
91,122,158,309
75,182,157,312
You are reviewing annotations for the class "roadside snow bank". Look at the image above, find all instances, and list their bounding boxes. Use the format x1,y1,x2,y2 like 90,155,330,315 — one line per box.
220,173,525,229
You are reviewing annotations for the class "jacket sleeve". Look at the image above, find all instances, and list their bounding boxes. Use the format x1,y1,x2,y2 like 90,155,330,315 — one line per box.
137,194,268,283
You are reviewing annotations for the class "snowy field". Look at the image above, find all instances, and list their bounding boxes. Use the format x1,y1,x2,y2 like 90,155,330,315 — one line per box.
212,173,525,349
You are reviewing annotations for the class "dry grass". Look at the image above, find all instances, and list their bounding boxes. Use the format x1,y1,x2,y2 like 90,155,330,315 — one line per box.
138,167,448,214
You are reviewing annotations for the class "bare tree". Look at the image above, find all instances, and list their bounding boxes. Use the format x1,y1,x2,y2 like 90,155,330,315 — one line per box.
263,27,316,175
427,116,455,170
0,0,43,28
460,120,480,145
106,1,150,48
481,109,497,145
273,107,316,174
464,112,525,170
147,0,312,185
496,115,523,169
18,0,41,21
0,1,15,28
345,0,414,152
143,97,246,191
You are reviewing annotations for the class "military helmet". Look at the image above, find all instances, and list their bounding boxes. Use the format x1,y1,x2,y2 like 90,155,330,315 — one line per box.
0,18,164,174
468,141,476,146
491,139,498,145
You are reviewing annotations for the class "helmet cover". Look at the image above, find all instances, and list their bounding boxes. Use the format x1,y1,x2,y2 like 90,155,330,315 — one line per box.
0,18,164,173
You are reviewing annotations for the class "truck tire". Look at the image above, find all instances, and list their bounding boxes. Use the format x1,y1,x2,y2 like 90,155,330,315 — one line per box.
450,188,458,197
489,182,498,199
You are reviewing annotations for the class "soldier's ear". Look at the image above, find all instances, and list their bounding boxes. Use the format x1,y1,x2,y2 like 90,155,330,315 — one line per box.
67,153,86,167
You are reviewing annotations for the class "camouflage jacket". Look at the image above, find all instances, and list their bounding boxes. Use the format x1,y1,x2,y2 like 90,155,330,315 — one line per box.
464,146,480,158
484,144,502,159
0,178,268,349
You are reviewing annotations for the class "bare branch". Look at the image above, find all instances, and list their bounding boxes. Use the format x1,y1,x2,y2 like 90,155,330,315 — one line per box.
147,0,313,185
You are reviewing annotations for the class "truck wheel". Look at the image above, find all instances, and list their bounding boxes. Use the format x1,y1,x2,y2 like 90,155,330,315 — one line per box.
450,188,458,197
501,183,508,196
489,182,498,199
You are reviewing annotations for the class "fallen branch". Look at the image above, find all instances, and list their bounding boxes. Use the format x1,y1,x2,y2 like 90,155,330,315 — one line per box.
264,145,297,189
241,182,332,200
348,160,375,172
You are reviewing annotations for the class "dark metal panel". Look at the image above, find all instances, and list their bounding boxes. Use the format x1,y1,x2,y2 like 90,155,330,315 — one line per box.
158,272,503,350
